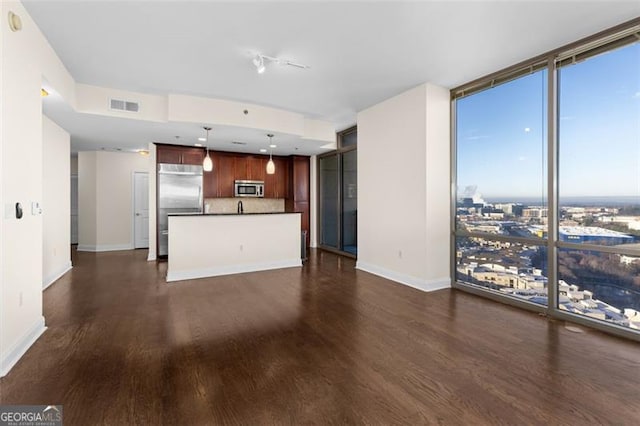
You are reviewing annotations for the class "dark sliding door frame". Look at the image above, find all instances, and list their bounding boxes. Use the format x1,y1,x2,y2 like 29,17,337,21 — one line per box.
317,126,358,259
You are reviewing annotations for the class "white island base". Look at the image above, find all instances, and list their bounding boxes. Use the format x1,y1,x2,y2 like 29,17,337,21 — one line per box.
166,213,302,282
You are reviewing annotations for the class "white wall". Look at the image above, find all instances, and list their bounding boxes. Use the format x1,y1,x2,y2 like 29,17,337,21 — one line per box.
42,116,71,290
356,83,450,292
78,151,149,251
78,151,97,248
147,143,156,260
0,0,75,377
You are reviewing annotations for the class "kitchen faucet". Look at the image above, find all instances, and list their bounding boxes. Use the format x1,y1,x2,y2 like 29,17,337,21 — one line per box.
237,200,244,214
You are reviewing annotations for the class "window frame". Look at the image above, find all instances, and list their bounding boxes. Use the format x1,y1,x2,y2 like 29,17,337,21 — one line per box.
451,18,640,342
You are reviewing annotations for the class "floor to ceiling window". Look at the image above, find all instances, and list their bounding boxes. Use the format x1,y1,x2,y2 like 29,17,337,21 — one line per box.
556,39,640,328
453,21,640,339
455,68,548,305
319,126,357,256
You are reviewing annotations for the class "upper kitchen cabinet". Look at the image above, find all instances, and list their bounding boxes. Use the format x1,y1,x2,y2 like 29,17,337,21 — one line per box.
203,152,235,198
181,148,206,165
285,155,311,246
247,156,266,182
290,155,310,202
233,155,266,181
202,151,293,199
156,144,204,165
264,157,288,199
218,154,236,197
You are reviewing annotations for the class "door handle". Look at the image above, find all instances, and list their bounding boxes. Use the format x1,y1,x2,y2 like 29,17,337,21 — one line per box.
136,213,141,216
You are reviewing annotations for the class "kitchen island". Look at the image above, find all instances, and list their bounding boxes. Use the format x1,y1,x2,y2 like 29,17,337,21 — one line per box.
166,212,302,282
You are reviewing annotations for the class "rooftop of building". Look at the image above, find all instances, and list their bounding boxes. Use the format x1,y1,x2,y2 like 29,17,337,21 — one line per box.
559,226,634,238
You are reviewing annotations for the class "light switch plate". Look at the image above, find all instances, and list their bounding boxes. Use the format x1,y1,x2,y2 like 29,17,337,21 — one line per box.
31,201,42,215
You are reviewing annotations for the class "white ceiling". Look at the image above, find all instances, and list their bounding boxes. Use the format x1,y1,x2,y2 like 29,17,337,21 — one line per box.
25,0,640,155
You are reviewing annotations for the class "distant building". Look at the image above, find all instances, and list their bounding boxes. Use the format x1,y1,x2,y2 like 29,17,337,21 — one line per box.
559,226,635,245
493,203,523,216
523,207,548,219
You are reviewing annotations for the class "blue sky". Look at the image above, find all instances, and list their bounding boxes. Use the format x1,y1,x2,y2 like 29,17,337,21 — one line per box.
457,42,639,200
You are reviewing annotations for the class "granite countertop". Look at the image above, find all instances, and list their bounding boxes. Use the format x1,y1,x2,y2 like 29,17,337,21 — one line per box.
168,212,301,217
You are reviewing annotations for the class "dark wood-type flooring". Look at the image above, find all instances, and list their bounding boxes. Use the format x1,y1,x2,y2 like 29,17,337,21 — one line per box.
1,248,639,425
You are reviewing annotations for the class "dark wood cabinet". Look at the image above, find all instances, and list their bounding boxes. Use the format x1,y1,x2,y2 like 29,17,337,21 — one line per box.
291,156,310,202
182,148,206,165
285,155,311,247
156,147,182,164
156,144,204,165
233,155,266,181
233,156,247,181
218,153,236,197
264,157,288,199
202,152,235,198
203,155,219,198
199,151,300,202
247,156,266,182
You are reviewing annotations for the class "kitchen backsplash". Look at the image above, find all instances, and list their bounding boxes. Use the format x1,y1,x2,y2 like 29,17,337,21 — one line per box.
205,198,285,214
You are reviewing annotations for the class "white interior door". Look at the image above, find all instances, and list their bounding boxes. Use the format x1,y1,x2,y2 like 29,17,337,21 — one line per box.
70,174,78,244
134,172,149,249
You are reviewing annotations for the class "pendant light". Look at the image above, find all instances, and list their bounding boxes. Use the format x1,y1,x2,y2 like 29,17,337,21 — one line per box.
202,127,213,172
266,134,275,175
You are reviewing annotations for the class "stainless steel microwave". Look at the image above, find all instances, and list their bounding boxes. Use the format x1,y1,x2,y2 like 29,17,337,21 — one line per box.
234,180,264,197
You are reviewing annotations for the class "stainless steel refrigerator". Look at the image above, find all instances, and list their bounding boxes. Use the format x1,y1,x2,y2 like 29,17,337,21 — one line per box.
157,163,203,257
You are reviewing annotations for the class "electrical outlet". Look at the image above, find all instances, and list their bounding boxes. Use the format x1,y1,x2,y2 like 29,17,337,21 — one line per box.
398,250,403,259
239,244,244,252
19,292,23,307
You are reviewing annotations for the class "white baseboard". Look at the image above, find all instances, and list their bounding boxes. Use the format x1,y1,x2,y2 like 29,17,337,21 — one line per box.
43,261,72,290
0,316,47,378
356,261,451,293
77,243,133,252
147,251,156,261
167,259,303,283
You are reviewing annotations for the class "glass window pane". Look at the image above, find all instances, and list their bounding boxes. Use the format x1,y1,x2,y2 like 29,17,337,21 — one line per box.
456,236,548,306
341,150,357,255
558,42,640,247
558,248,640,329
320,155,339,248
340,129,357,148
456,70,548,239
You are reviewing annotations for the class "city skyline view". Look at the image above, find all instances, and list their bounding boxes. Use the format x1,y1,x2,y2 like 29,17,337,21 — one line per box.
456,41,639,199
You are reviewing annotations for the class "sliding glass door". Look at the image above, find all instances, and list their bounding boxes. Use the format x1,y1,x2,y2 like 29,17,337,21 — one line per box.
320,154,339,249
319,127,358,256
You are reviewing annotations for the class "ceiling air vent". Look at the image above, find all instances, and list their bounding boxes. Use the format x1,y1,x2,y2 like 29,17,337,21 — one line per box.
109,98,139,113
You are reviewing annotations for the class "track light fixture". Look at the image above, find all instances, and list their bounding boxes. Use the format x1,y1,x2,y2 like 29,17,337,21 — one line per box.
266,134,275,175
252,53,310,74
202,127,213,172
